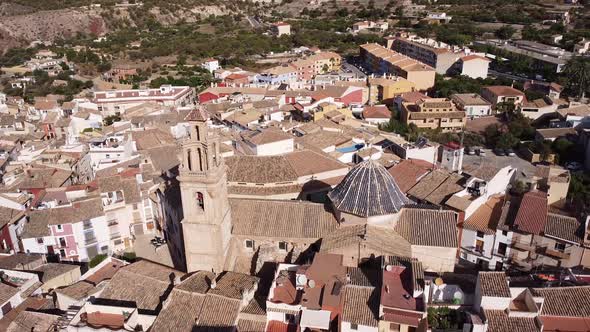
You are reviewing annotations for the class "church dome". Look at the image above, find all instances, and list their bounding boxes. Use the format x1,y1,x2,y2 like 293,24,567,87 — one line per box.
328,159,410,217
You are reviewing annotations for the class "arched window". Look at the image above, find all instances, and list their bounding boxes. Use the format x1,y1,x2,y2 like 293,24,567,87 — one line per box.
196,192,204,211
197,148,203,171
186,149,192,171
195,126,200,141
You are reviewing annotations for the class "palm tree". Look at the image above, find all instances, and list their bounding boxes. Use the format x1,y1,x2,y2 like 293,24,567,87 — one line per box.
563,56,590,100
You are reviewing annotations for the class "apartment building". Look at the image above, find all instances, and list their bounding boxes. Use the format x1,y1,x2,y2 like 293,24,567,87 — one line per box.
307,51,342,74
401,97,466,131
360,43,436,90
475,40,571,73
388,35,462,74
481,86,526,109
451,93,492,118
367,76,416,104
93,85,195,115
387,35,489,78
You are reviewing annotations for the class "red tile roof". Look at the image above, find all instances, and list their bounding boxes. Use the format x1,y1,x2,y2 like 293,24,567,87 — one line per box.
266,320,298,332
514,191,548,235
85,312,125,329
483,86,525,97
541,316,590,332
388,159,433,193
363,105,391,119
382,308,423,327
461,55,490,62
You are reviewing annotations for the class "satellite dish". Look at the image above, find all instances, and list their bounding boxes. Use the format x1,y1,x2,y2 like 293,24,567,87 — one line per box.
296,274,307,286
453,291,463,300
435,278,444,286
386,265,393,272
308,279,315,288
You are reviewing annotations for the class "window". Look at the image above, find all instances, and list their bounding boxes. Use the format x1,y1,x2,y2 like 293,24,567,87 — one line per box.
196,192,204,211
59,249,66,258
389,323,400,331
502,230,508,236
278,241,287,251
475,240,484,253
497,243,507,256
56,224,62,231
554,242,566,252
59,237,66,247
476,231,485,238
285,314,296,324
36,238,44,244
245,240,255,249
350,323,358,330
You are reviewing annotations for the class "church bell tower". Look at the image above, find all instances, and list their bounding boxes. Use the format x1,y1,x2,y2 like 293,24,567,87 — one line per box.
179,107,232,273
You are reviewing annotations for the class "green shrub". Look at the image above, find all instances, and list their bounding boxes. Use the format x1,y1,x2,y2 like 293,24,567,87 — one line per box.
89,254,108,268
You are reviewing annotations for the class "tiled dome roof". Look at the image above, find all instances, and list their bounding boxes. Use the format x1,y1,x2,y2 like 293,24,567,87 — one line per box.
328,160,410,217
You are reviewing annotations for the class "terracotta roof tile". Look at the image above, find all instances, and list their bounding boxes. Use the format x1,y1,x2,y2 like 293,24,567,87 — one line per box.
230,199,337,239
530,286,590,317
395,208,458,247
479,272,510,297
544,213,583,243
342,286,379,327
464,196,504,235
483,309,540,332
388,159,433,193
513,191,548,235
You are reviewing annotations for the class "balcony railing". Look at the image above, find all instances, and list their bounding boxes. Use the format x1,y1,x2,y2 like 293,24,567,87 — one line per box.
84,235,97,245
510,241,536,252
110,232,121,240
538,247,571,260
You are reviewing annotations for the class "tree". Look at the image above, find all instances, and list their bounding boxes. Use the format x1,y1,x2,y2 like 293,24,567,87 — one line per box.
496,132,519,149
495,26,516,40
563,57,590,99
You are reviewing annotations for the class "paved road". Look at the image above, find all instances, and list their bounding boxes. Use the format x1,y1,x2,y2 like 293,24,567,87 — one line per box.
462,148,537,182
247,16,263,29
341,61,367,79
488,69,542,83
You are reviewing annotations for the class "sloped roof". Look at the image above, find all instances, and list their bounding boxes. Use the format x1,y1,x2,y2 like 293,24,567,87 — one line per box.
230,199,337,239
342,286,379,327
464,196,504,235
483,309,541,332
544,213,583,243
530,286,590,317
320,224,412,257
99,260,184,311
328,160,410,217
395,208,458,247
388,159,433,193
513,191,548,235
479,272,511,297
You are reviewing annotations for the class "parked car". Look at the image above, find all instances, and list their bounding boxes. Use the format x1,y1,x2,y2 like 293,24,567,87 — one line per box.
565,161,583,171
466,147,476,155
477,148,486,157
494,148,506,156
505,148,516,156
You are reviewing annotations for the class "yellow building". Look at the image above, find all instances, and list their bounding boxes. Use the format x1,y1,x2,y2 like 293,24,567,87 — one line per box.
308,51,342,74
360,43,436,91
368,76,416,104
401,97,466,132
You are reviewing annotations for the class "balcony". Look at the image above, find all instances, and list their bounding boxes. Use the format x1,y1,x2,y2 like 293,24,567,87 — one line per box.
84,234,97,245
538,247,570,260
110,232,122,240
83,221,93,230
510,241,536,252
